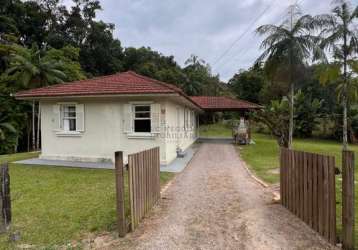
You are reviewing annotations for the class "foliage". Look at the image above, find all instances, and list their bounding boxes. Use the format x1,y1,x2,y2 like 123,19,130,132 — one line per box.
256,4,326,148
294,90,322,138
6,44,67,88
122,47,185,86
183,54,223,96
312,0,358,149
45,46,86,81
228,64,265,104
256,5,325,79
254,98,290,147
0,83,27,154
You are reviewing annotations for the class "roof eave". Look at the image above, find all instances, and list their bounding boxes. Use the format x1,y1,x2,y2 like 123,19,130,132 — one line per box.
198,107,263,111
15,92,180,100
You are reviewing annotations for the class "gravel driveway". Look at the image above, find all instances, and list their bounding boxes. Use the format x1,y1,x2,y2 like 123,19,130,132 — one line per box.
91,143,337,250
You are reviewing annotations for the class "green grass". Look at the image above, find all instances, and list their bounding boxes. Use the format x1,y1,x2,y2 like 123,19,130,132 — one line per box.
239,133,358,246
0,152,174,249
199,123,232,137
0,151,40,164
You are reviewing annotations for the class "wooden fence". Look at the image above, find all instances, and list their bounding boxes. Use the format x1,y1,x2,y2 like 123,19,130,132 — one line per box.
342,151,355,250
115,147,161,237
280,148,336,244
0,163,11,233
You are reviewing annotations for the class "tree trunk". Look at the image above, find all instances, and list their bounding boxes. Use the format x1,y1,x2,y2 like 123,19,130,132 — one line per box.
32,101,35,151
342,23,348,151
36,102,40,150
288,7,294,150
289,82,294,149
343,94,348,150
27,119,30,152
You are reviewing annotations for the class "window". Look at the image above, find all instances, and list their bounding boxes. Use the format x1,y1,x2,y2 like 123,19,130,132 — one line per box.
134,105,151,133
61,105,77,131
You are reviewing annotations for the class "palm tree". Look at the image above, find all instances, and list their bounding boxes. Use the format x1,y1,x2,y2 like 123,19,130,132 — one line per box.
6,44,66,150
313,0,358,150
256,5,325,149
184,54,205,68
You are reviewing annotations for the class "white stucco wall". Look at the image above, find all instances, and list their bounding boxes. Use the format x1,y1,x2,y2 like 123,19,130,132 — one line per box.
39,96,198,165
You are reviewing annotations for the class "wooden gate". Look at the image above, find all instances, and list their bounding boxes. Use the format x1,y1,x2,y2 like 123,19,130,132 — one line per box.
115,147,161,236
128,147,161,231
280,148,336,244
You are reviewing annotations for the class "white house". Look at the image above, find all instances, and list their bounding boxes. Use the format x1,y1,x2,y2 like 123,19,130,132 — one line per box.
16,71,203,165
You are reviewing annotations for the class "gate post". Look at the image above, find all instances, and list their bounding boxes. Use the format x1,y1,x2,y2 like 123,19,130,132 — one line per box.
0,163,11,233
115,151,126,237
342,150,355,250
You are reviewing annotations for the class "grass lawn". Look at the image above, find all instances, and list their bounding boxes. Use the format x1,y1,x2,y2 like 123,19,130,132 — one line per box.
239,133,358,246
199,123,232,137
0,152,174,249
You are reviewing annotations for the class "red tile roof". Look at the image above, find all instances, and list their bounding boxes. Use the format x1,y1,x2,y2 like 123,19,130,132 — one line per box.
190,96,262,110
15,71,186,98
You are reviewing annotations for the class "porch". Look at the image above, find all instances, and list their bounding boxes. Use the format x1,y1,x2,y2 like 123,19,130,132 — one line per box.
190,96,262,143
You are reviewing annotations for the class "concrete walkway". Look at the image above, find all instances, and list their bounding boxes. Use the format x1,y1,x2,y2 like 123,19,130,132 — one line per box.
98,142,337,250
14,144,199,173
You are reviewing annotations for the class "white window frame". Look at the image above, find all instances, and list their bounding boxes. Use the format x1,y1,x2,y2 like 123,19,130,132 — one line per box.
54,102,83,137
132,104,152,134
62,104,77,132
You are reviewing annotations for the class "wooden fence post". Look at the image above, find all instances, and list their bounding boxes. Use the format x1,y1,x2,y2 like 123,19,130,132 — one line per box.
0,163,11,233
342,150,355,250
115,152,126,237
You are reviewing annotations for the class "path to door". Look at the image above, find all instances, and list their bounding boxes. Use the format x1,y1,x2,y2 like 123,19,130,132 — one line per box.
97,143,337,249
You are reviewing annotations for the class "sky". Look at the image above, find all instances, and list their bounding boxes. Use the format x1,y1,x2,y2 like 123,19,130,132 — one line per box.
63,0,358,82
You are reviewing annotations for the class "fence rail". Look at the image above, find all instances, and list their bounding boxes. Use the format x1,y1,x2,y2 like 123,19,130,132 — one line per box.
280,148,336,244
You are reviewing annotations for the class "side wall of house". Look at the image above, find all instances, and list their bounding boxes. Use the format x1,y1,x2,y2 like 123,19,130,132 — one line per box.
40,97,197,165
164,101,197,163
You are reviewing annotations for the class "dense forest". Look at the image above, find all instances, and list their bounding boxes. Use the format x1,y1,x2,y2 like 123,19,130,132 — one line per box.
0,0,357,153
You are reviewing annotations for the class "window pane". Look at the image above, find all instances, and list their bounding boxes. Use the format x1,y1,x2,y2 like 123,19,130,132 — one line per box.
61,105,77,131
63,105,76,118
65,111,76,118
134,119,151,132
69,119,76,131
135,112,150,118
135,106,150,112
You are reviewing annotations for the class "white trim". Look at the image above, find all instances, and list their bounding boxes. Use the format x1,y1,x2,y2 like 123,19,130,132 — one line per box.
56,102,78,105
55,131,83,137
129,101,154,104
127,132,156,139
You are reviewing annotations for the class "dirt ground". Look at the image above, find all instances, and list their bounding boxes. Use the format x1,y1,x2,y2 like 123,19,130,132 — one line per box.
84,143,337,250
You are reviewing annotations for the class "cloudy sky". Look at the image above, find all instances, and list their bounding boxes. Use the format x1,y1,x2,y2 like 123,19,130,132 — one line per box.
65,0,358,81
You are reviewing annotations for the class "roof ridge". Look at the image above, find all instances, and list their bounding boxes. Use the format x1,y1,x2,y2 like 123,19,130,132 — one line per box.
126,71,182,92
125,71,203,109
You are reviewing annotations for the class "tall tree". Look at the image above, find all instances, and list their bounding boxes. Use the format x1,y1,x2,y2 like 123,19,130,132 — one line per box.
6,44,67,150
314,0,358,150
256,5,325,148
183,54,222,96
228,64,265,104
